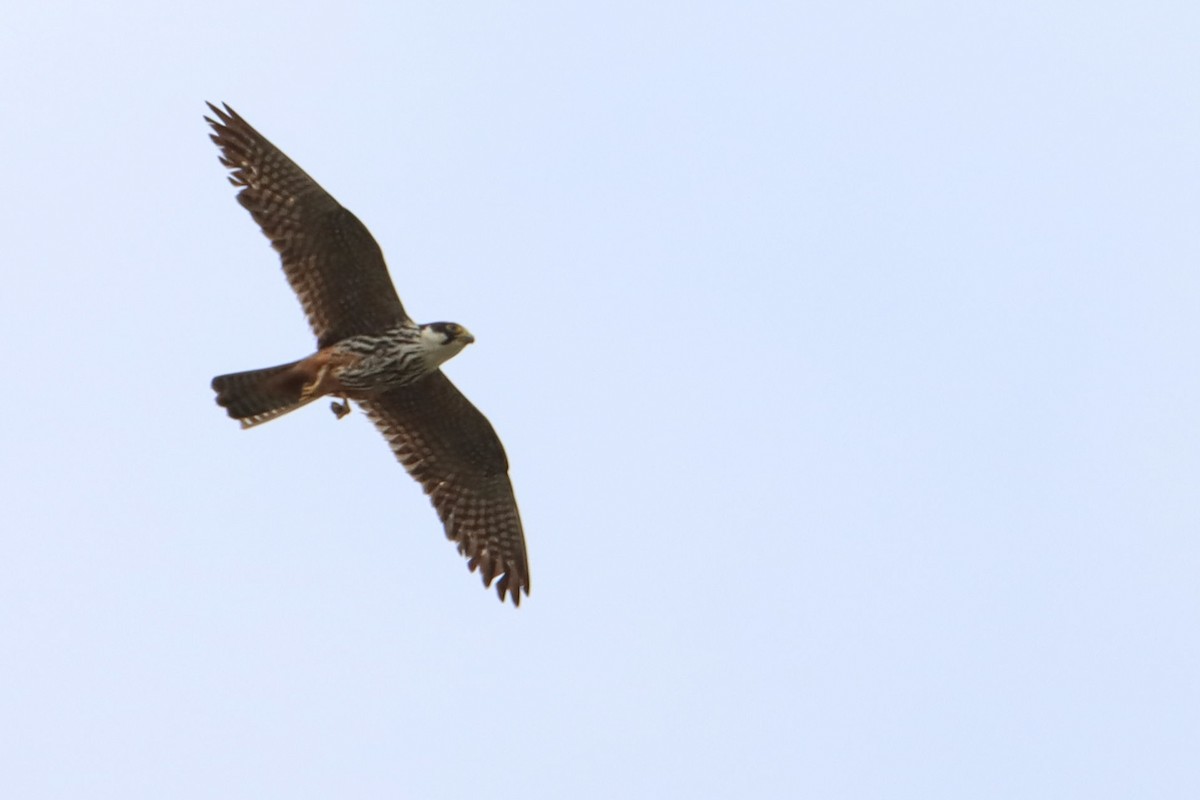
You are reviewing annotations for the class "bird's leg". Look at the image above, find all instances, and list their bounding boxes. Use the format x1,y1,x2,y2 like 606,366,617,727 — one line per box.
299,364,329,403
297,353,352,419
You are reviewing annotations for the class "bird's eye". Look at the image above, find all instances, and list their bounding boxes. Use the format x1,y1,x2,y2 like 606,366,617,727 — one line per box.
446,324,460,335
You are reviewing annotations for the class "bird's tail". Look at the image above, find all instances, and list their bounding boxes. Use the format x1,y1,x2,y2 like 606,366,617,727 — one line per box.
212,359,317,429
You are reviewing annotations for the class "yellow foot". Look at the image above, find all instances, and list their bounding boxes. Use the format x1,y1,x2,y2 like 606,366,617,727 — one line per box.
330,398,351,420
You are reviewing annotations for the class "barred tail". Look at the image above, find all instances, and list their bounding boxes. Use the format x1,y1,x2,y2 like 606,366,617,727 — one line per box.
212,360,315,428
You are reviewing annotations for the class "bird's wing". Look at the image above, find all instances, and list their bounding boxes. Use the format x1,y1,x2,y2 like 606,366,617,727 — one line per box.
361,372,530,605
206,102,408,348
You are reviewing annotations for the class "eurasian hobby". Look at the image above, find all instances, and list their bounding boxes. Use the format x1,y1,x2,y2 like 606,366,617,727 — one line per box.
206,103,529,606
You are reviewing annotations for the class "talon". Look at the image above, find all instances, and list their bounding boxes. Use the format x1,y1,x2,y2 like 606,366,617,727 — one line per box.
330,398,351,419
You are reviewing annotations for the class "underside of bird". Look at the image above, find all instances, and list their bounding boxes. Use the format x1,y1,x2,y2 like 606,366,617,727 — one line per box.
204,101,530,606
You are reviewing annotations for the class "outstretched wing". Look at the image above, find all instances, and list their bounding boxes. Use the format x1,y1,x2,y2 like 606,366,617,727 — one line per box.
361,372,530,606
206,102,408,348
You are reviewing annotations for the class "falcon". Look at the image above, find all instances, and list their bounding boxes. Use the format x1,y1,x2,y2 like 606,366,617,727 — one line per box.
205,103,529,606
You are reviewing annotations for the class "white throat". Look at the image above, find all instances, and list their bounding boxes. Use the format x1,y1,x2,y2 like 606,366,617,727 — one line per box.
419,327,469,370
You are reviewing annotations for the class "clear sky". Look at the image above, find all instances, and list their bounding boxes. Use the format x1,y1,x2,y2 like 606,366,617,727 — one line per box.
1,2,1197,797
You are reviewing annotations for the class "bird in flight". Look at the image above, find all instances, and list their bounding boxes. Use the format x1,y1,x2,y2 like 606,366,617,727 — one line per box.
205,103,529,605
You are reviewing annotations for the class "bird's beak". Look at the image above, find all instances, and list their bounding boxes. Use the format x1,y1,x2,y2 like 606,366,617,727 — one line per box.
460,330,476,345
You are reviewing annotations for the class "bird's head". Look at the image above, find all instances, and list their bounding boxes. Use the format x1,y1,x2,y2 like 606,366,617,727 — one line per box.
419,322,475,368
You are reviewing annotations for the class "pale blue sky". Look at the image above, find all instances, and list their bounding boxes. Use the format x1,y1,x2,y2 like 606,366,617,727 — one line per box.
1,2,1197,797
